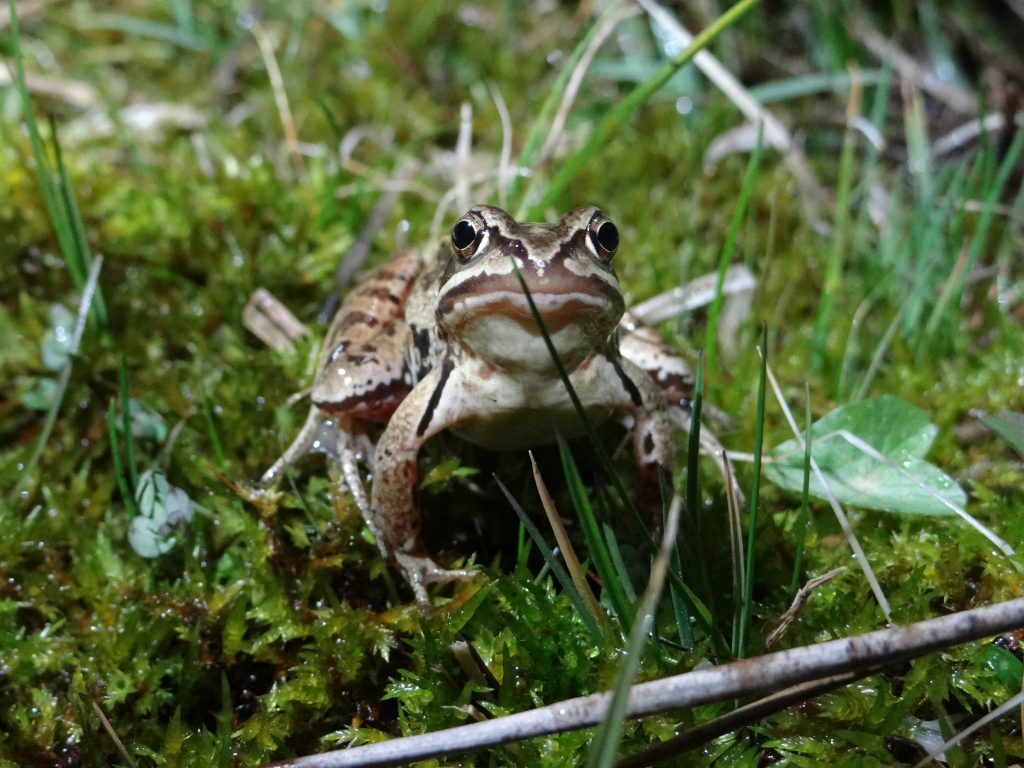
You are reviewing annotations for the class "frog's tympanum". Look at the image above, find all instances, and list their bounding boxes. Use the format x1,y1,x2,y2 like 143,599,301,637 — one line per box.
261,206,699,605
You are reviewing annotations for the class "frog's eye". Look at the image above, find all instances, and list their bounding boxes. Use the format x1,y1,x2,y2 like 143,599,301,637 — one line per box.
587,213,619,262
451,216,483,260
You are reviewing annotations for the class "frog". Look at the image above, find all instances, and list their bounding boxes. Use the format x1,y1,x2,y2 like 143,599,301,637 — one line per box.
260,205,714,607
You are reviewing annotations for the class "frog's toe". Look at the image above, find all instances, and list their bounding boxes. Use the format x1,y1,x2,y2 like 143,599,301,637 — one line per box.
420,566,477,585
394,552,477,606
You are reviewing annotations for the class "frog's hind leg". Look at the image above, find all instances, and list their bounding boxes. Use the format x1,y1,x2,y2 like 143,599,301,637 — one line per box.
261,405,376,531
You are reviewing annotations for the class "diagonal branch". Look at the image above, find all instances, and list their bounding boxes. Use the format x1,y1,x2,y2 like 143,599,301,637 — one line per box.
262,598,1024,768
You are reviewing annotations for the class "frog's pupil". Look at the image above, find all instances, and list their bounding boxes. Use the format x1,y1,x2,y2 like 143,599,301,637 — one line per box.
452,220,477,250
597,221,619,254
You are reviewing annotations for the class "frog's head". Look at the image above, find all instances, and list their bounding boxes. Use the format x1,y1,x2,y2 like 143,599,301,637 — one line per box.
436,205,625,373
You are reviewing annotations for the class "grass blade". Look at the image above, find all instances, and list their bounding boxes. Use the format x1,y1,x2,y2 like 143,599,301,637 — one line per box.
508,261,646,537
51,119,108,329
202,396,228,472
586,496,682,768
602,522,639,605
530,452,608,625
119,358,140,490
8,256,104,504
532,0,759,214
705,126,763,378
8,0,107,328
810,75,861,375
787,382,813,597
494,474,604,640
734,324,767,658
559,437,632,625
924,124,1024,339
507,0,630,209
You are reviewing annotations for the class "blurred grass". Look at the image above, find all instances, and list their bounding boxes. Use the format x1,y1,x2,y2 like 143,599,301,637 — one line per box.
2,0,1024,765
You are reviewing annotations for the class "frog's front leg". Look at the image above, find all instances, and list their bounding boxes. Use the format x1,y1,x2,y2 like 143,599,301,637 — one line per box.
576,354,675,525
619,311,743,504
371,361,475,605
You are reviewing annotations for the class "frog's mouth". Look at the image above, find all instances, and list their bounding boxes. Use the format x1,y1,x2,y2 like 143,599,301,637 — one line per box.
437,271,625,335
438,271,625,372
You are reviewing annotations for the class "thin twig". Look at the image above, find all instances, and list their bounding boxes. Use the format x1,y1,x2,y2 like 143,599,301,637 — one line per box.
849,18,976,115
637,0,828,222
248,17,307,183
932,111,1024,156
92,702,135,767
765,567,846,648
616,671,864,767
827,428,1014,557
0,66,97,107
909,688,1024,768
261,599,1024,768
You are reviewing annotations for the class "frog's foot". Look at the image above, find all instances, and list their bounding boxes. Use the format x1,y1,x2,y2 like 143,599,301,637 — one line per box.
393,551,477,608
259,405,328,488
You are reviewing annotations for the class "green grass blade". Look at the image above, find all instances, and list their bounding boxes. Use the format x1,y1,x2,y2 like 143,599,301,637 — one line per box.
667,544,694,650
508,261,645,534
705,126,763,377
811,96,859,375
201,396,227,472
531,0,759,214
119,358,140,490
8,0,85,290
681,349,712,609
788,382,813,597
906,91,935,198
77,13,211,52
924,124,1024,339
52,120,109,328
735,324,767,658
602,522,639,605
494,475,604,639
508,1,626,210
559,437,632,625
108,398,139,519
899,159,971,340
8,256,104,504
849,61,893,257
586,496,682,768
748,69,887,104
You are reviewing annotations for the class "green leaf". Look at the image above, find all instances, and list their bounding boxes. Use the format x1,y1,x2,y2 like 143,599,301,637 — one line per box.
982,645,1024,690
765,395,966,516
128,468,194,557
981,412,1024,458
